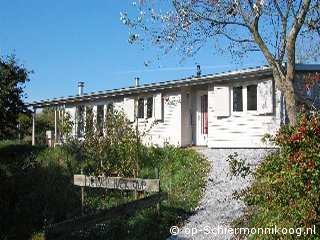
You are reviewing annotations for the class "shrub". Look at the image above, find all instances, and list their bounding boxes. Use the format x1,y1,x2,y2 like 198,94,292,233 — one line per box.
0,143,81,240
69,145,210,240
0,109,210,240
64,109,140,177
236,113,320,240
226,152,252,179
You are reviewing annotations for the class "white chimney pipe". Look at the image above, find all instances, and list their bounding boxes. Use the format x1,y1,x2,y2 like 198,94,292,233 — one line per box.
196,64,201,77
135,77,140,87
78,82,84,95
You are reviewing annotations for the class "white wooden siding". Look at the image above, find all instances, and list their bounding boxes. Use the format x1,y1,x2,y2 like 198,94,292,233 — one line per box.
180,90,192,146
153,93,163,121
123,97,135,122
212,86,230,116
207,79,281,148
257,80,273,114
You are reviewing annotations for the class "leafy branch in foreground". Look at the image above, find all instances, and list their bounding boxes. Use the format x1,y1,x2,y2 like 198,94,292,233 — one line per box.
122,0,320,125
226,152,252,179
234,112,320,239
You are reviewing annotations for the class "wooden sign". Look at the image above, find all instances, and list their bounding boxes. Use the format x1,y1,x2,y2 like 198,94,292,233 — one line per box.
74,174,160,193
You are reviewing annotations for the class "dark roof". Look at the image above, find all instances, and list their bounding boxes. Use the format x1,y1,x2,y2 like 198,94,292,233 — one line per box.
27,64,320,108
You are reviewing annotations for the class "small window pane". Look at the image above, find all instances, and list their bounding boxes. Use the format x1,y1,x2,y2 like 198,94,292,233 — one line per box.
138,98,144,118
147,97,153,118
233,86,243,112
247,85,257,110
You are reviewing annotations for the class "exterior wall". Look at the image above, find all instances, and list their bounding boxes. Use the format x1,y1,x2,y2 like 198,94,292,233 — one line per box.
63,91,182,147
35,65,320,149
64,80,282,148
207,79,282,148
138,92,182,147
64,98,118,138
180,89,192,147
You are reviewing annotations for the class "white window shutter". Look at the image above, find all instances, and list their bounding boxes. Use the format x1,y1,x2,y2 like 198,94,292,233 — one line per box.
208,85,214,110
213,86,230,116
123,97,135,122
153,93,163,120
257,80,273,114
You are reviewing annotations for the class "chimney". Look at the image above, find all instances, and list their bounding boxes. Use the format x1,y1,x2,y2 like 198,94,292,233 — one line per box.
135,77,140,87
78,81,84,95
196,64,201,77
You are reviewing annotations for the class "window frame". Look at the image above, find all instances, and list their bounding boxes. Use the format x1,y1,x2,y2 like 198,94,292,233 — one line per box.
137,98,145,119
146,96,153,119
232,86,243,112
231,82,260,116
247,84,258,111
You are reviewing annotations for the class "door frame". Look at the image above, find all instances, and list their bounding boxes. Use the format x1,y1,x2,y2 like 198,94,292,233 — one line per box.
196,90,208,146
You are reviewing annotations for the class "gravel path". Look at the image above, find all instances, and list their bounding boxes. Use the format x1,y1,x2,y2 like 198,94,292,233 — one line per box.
168,148,272,240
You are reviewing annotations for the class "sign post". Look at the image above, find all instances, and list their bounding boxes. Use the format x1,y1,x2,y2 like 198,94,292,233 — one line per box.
155,167,160,215
80,169,84,215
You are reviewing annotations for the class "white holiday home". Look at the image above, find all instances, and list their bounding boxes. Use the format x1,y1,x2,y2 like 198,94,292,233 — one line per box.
28,65,320,148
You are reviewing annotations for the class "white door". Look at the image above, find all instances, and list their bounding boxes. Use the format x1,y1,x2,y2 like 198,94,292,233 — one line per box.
196,91,208,146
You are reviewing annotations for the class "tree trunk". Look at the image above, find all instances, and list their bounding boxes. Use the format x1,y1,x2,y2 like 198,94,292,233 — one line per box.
272,66,297,126
283,79,297,125
285,43,298,125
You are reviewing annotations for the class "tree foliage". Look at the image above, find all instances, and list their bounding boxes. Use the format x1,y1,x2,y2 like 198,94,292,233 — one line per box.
0,56,31,139
122,0,320,124
35,108,55,145
64,109,140,177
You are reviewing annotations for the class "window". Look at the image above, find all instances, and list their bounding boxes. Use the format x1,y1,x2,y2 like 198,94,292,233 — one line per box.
247,85,257,110
107,103,113,114
201,95,208,134
137,98,144,118
147,97,153,118
85,106,94,134
97,105,104,135
233,86,243,112
76,105,85,137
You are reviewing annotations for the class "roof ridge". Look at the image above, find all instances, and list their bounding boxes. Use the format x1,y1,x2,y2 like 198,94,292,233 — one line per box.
27,65,274,107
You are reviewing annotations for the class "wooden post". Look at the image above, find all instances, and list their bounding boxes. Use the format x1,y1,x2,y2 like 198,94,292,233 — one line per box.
32,108,36,146
81,169,84,216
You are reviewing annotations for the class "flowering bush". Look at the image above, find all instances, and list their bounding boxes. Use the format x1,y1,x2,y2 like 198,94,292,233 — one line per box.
236,112,320,239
